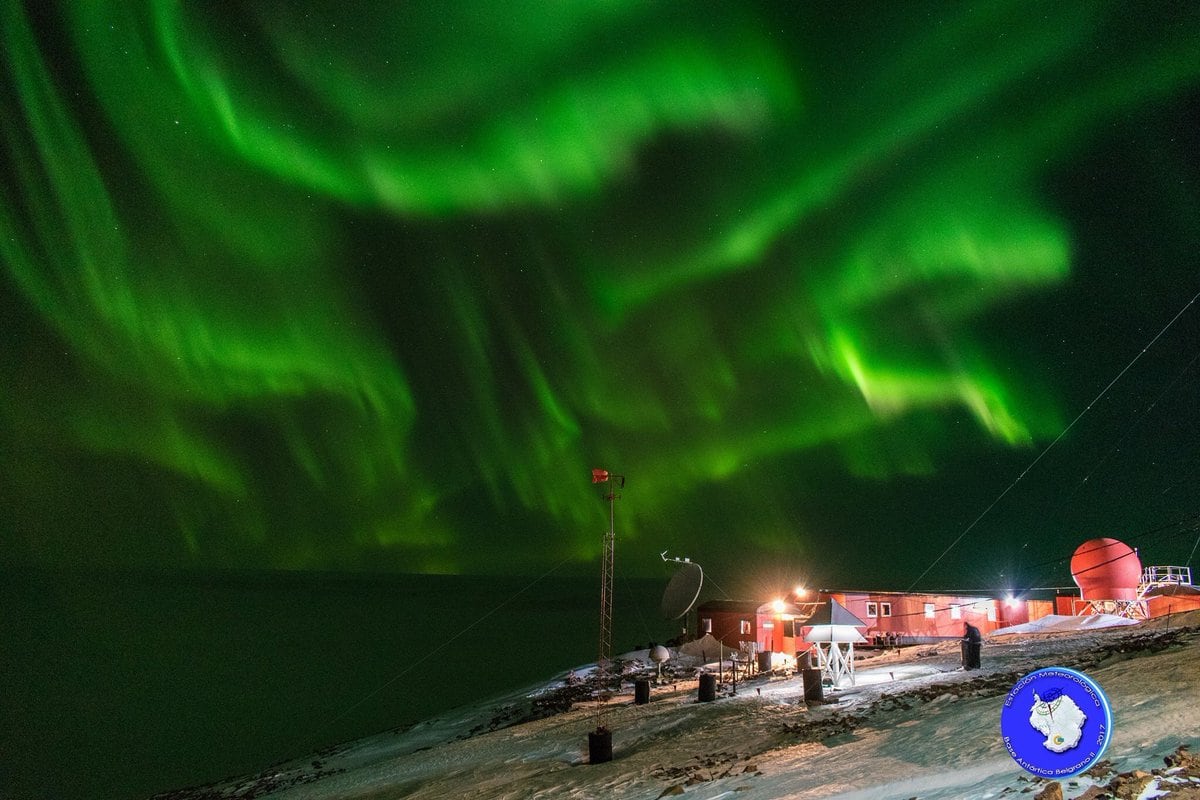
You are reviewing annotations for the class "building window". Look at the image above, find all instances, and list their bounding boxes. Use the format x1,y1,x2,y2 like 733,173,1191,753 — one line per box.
951,605,961,620
739,619,751,635
880,603,892,617
987,605,997,622
702,617,712,633
783,620,795,638
924,603,935,619
866,602,878,618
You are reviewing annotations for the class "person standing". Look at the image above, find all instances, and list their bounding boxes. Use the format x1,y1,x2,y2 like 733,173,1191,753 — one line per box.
962,622,982,669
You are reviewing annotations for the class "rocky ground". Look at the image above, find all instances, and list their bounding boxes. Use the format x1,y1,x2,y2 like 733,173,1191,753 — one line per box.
154,613,1200,800
1030,744,1200,800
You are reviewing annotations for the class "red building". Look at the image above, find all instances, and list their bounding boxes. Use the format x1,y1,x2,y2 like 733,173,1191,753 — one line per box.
756,600,821,655
695,600,761,651
826,590,1039,644
692,538,1199,658
697,589,1052,655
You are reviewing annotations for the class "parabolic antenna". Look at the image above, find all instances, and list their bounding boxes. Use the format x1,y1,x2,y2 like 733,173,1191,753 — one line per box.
660,561,704,620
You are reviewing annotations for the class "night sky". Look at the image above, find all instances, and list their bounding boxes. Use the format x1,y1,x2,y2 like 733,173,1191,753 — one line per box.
3,1,1199,593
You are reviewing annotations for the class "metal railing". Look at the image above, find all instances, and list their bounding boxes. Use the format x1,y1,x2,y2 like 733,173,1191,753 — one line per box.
1140,565,1193,587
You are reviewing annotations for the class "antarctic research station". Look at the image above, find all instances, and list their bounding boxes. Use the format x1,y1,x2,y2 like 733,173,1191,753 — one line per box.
689,537,1198,664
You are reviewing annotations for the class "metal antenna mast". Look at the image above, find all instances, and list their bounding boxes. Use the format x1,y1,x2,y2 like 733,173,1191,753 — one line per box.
598,488,616,694
588,468,623,764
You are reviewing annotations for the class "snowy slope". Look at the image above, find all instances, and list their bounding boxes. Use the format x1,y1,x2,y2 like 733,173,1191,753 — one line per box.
991,613,1141,636
166,617,1200,800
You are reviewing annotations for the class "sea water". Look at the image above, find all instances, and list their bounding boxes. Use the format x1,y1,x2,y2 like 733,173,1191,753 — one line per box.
0,569,680,800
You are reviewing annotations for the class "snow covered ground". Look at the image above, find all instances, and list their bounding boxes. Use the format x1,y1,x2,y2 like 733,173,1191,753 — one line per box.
991,613,1142,636
162,614,1200,800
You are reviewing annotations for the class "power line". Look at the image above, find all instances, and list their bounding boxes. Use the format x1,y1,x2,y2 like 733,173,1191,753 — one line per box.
905,287,1200,592
1186,529,1200,569
1021,512,1200,587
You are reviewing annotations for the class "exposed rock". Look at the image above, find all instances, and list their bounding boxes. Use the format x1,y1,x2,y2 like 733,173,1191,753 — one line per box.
1165,745,1198,771
650,751,760,787
1033,781,1063,800
1106,769,1155,799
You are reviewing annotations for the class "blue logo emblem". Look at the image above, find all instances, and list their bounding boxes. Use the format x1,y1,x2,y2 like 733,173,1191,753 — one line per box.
1000,667,1112,778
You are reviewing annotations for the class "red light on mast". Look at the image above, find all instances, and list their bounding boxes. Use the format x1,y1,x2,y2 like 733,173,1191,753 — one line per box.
591,468,610,484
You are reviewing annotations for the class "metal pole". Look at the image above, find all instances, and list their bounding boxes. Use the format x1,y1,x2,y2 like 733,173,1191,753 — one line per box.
597,487,615,728
588,470,621,764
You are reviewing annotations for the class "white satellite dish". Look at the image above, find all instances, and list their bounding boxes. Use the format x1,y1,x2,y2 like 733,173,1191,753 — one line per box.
660,560,704,620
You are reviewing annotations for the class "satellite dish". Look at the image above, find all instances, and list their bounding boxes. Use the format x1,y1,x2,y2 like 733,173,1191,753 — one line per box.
660,561,704,620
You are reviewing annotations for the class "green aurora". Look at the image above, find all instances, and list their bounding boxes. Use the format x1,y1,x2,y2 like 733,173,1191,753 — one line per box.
2,1,1199,585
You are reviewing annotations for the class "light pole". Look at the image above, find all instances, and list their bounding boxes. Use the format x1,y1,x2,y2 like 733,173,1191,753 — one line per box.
589,468,623,764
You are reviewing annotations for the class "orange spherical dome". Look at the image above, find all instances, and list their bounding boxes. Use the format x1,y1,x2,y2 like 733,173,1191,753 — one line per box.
1070,538,1142,601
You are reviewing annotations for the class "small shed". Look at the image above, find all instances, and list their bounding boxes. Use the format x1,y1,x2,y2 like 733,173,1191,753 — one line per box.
803,598,867,686
695,600,760,650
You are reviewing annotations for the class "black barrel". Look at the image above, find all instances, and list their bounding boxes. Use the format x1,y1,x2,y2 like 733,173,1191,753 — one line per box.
757,650,772,673
961,640,981,670
698,672,717,702
802,667,824,705
634,679,650,705
588,727,613,764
